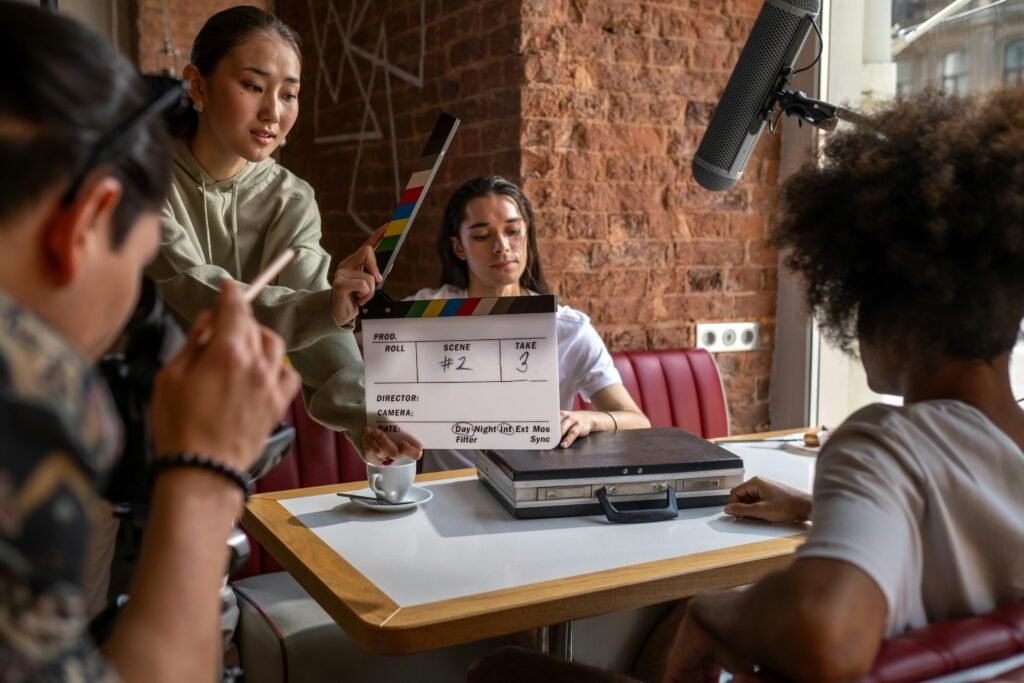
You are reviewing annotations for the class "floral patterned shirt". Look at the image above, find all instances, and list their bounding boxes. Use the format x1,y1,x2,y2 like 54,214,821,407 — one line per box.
0,290,121,682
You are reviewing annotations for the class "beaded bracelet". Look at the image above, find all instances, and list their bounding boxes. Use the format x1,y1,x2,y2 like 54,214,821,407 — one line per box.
601,410,619,432
153,453,252,500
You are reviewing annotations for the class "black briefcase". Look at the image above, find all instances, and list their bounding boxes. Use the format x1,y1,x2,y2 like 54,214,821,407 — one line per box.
477,427,744,522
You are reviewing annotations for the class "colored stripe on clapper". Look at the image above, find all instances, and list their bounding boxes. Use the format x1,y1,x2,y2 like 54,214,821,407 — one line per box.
373,112,461,285
361,295,557,320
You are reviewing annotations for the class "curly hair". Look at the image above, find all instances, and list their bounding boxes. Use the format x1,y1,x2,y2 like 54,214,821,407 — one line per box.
774,87,1024,362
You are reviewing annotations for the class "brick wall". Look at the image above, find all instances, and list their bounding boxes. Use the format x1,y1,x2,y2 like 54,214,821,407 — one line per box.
132,0,779,434
135,0,269,75
517,0,780,433
277,0,523,296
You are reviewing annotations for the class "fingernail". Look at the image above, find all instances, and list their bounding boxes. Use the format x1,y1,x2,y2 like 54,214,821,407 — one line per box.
724,505,735,514
382,457,394,466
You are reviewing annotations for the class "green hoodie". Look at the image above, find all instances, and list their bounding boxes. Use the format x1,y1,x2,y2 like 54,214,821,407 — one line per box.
146,139,365,449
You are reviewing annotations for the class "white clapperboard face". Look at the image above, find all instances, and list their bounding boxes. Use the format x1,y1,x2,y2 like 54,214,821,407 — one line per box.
361,295,561,450
360,111,560,450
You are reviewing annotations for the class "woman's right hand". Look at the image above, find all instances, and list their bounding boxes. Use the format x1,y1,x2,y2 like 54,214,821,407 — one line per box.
150,280,300,474
331,226,385,326
723,476,812,523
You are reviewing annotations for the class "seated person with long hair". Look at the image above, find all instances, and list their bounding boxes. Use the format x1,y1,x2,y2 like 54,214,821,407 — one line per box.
406,176,649,471
470,88,1024,682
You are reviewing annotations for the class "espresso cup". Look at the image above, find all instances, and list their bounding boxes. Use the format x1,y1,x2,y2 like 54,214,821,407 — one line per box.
367,457,416,504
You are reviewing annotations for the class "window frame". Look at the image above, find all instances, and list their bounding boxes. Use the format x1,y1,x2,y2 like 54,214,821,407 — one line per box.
1004,38,1024,84
940,48,970,94
771,0,1024,429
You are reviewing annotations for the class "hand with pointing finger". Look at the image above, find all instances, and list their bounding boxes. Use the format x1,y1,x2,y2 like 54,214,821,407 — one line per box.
331,225,385,326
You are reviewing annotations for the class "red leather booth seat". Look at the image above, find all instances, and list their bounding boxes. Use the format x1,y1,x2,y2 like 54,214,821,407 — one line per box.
740,602,1024,683
862,602,1024,683
235,347,727,579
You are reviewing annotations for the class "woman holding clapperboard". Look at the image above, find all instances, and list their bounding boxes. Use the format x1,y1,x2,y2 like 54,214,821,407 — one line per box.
407,176,651,472
144,6,416,465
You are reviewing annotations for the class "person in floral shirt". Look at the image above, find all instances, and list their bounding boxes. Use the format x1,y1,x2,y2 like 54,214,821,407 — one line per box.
0,3,298,681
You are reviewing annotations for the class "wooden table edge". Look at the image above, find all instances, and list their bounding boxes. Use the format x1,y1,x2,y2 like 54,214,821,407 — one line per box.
242,496,401,646
713,428,809,443
244,469,807,655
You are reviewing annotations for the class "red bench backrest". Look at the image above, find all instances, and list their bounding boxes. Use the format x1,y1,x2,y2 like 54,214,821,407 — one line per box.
575,348,728,439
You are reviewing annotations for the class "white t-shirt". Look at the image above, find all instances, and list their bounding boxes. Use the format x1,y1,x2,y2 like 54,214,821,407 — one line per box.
796,400,1024,636
406,285,622,471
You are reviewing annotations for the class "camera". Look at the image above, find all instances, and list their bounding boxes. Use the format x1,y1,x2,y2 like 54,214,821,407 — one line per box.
93,278,294,672
99,278,295,510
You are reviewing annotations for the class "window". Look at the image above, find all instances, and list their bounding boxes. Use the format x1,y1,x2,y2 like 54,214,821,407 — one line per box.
773,0,1024,429
1006,39,1024,84
940,49,970,95
896,60,913,96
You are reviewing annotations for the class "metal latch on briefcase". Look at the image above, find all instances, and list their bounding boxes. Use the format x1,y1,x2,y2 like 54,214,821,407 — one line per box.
603,482,669,498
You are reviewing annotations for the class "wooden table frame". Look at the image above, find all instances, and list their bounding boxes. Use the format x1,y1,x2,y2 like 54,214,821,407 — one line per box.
242,467,806,656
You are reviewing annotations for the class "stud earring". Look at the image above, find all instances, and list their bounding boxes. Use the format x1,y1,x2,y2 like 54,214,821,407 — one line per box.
193,101,204,113
279,137,287,148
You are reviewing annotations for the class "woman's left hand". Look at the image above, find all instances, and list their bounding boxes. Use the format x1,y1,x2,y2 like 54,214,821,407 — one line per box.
558,410,596,448
362,426,423,466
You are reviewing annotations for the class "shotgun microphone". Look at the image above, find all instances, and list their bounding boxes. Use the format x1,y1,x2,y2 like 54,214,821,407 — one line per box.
692,0,821,191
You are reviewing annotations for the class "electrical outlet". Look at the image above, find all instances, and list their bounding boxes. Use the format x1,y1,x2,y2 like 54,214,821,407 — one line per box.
696,322,760,353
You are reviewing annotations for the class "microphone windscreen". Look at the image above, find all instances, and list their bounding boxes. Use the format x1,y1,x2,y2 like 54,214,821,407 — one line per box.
692,0,821,192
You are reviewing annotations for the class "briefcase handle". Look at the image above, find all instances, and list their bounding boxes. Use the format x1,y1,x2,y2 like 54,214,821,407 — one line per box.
597,486,679,524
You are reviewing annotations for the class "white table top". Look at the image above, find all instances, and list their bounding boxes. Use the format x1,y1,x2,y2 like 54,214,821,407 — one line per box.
278,441,814,608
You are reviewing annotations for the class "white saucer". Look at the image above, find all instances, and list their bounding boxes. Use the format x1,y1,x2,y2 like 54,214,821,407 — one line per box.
345,486,433,513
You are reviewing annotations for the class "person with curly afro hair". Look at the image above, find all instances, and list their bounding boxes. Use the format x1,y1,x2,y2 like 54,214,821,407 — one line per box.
469,88,1024,683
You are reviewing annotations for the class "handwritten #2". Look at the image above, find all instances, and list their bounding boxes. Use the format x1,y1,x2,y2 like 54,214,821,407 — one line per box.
361,294,560,449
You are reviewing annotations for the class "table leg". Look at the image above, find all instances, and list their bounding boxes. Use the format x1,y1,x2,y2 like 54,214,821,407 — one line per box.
539,621,573,660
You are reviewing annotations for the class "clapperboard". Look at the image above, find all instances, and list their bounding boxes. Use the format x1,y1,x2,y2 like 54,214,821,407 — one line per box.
373,112,459,283
361,113,561,449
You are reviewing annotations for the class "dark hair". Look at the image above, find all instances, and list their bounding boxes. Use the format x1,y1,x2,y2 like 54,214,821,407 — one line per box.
0,1,170,247
774,87,1024,363
438,176,549,294
171,6,302,138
